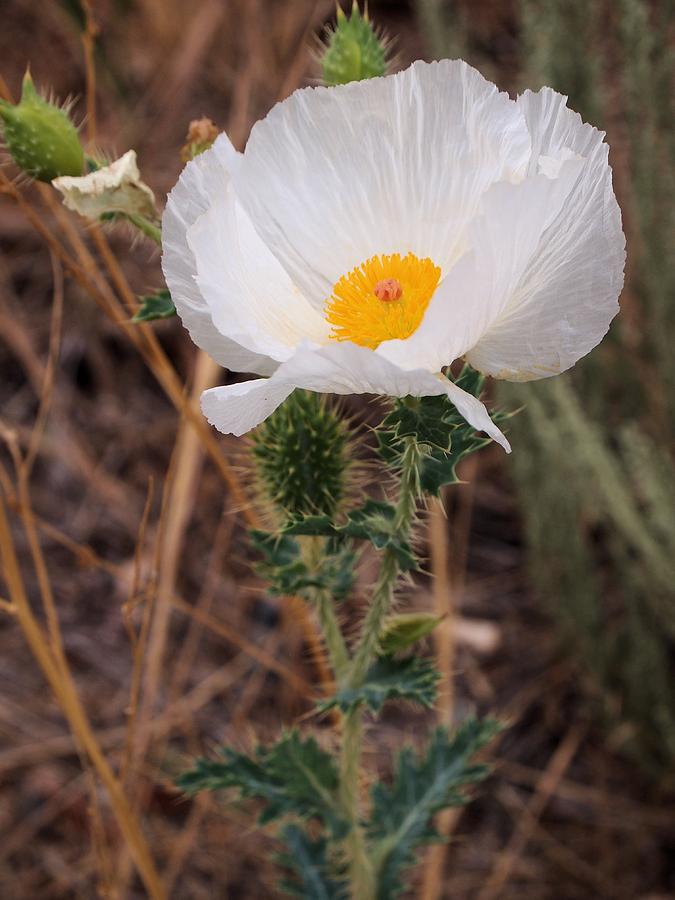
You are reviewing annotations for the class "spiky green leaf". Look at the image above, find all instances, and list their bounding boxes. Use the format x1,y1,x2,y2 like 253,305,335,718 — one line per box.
250,530,355,601
319,656,439,714
284,499,417,572
178,731,347,838
132,288,176,322
377,367,509,495
367,718,500,898
277,824,348,899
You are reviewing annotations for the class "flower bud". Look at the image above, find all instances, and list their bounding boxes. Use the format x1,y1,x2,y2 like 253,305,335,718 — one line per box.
252,390,349,522
0,70,84,182
321,2,390,86
52,149,157,221
379,612,443,655
180,117,219,163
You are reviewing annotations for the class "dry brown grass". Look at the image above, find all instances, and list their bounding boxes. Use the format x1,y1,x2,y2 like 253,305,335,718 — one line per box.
0,1,673,898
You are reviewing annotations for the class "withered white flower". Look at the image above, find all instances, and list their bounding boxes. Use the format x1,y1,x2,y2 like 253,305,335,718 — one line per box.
162,60,625,452
53,149,157,220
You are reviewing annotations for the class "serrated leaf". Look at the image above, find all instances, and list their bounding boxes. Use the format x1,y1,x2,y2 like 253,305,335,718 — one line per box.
319,656,439,714
367,718,500,898
132,288,176,322
277,824,348,899
283,514,335,537
379,612,444,654
250,531,356,601
418,431,493,495
379,394,457,451
284,500,417,572
178,731,347,838
376,366,508,492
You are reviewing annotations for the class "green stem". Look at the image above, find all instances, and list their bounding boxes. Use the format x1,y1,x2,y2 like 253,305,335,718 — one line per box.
301,537,349,681
316,589,349,680
339,436,422,900
126,213,162,245
339,710,376,898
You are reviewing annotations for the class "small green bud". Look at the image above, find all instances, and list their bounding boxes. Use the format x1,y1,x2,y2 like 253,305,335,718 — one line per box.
0,70,84,182
379,612,444,655
252,391,349,522
321,2,390,86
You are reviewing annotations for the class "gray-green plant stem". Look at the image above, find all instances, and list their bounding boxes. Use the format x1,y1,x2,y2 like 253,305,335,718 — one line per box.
339,436,422,899
126,213,162,245
316,589,350,681
302,537,350,681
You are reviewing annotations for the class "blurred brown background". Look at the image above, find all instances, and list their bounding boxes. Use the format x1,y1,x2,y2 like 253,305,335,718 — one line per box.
1,0,674,898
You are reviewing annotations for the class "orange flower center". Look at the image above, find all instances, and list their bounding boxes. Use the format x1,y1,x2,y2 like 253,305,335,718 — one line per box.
325,253,441,350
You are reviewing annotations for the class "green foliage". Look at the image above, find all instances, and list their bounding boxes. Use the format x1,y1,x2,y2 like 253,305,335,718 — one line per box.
278,825,348,899
283,499,417,572
377,367,507,496
379,612,443,655
508,381,675,772
250,530,355,601
494,0,675,776
0,70,84,182
178,731,348,839
253,391,349,523
131,288,176,323
367,718,500,897
318,655,439,714
520,0,601,121
321,3,389,86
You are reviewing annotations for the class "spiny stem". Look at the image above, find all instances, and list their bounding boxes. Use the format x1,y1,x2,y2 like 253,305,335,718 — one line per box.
316,589,350,681
127,213,162,245
339,436,422,899
339,710,375,898
302,537,349,681
348,437,421,687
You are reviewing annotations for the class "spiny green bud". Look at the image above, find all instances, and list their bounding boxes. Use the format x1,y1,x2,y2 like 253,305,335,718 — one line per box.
321,2,390,86
379,612,444,655
252,390,349,522
0,70,84,182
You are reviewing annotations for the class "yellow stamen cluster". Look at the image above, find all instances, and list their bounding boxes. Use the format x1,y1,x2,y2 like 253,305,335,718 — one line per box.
325,252,441,349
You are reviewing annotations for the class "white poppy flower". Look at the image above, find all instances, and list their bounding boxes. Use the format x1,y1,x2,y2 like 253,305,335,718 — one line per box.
53,150,157,221
162,60,625,453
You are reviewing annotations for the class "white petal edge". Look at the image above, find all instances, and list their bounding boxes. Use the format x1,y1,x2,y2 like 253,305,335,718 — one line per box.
187,154,329,362
161,134,277,376
466,88,625,380
232,59,531,310
201,342,510,452
377,157,585,373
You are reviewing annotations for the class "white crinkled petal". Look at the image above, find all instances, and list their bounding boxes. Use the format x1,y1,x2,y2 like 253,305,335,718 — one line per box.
233,59,531,310
53,150,157,220
377,158,585,372
162,135,276,375
188,160,329,362
201,342,510,451
466,88,625,380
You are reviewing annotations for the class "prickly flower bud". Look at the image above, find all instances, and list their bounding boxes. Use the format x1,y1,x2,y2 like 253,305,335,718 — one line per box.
52,150,157,221
252,391,349,522
0,70,84,182
321,2,390,86
180,117,219,163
